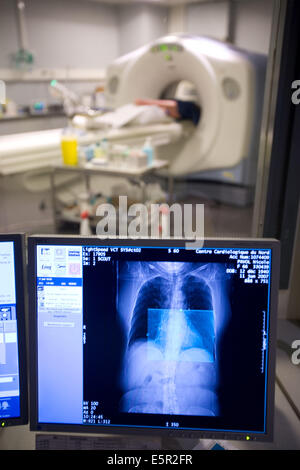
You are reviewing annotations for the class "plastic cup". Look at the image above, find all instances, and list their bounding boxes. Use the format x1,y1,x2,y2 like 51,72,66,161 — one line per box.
61,136,78,166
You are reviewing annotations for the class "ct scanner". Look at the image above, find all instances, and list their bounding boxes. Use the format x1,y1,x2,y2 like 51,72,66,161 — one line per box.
105,34,266,199
0,34,266,205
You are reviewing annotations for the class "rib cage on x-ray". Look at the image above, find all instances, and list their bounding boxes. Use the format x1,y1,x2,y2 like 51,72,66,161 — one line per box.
128,268,214,358
117,261,229,417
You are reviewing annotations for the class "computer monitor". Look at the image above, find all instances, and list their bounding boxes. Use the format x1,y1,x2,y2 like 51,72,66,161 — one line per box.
0,234,28,427
28,236,279,442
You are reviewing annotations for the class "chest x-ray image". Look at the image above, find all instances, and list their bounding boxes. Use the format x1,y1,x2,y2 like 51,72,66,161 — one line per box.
117,261,232,418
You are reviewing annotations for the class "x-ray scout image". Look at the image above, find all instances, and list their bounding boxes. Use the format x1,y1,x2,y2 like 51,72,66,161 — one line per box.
117,261,231,418
81,248,269,434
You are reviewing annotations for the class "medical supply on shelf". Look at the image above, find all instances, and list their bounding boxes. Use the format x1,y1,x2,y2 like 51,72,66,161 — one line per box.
79,140,151,171
101,138,109,153
30,101,46,114
94,139,110,158
82,144,95,162
78,192,92,236
5,100,18,117
61,127,78,166
127,148,148,169
142,137,154,166
93,86,106,109
109,144,129,168
90,157,108,167
93,142,105,159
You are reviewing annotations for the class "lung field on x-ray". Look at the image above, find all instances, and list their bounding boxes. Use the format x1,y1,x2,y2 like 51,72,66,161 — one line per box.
118,262,220,417
147,308,214,362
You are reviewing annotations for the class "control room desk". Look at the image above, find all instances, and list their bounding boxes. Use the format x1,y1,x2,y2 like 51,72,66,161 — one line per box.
50,159,170,232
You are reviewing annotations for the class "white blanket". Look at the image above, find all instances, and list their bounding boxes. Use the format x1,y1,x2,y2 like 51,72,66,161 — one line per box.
73,104,172,130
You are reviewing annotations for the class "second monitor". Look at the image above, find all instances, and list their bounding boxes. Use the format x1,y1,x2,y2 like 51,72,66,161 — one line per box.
0,233,28,427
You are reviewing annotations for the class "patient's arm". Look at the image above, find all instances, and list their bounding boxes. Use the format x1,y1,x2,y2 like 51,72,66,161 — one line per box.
135,98,181,119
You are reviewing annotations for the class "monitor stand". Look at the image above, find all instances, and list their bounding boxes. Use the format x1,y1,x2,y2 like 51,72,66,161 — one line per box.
162,436,201,450
35,433,200,450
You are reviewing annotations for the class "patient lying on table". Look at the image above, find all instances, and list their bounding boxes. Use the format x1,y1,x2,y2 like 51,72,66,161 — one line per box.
72,97,201,130
135,98,201,126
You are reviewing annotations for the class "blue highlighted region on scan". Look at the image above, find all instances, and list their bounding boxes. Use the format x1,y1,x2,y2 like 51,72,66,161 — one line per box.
147,308,215,363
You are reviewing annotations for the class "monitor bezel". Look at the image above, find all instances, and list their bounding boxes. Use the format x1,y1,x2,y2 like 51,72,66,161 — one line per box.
0,233,28,427
28,235,279,442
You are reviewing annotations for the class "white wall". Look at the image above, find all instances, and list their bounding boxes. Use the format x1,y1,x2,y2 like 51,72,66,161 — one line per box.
0,0,275,72
186,1,230,41
186,0,274,55
26,0,119,69
0,0,169,108
118,4,168,56
0,0,120,69
0,0,120,109
233,0,274,54
168,5,187,34
0,0,20,68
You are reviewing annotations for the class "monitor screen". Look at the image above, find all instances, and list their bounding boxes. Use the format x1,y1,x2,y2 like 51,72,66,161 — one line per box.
28,237,279,442
0,234,28,427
